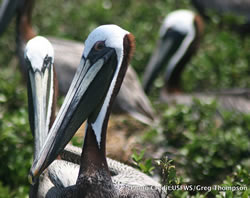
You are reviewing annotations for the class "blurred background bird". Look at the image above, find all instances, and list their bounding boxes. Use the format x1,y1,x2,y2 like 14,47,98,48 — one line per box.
143,9,204,95
143,9,250,114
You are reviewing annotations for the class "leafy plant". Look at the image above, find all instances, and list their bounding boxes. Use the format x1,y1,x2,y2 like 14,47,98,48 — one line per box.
132,149,155,176
160,99,250,185
155,156,180,197
211,165,250,198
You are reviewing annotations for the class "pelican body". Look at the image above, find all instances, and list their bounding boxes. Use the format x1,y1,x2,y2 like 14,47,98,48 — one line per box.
29,25,163,197
0,0,155,125
143,10,203,94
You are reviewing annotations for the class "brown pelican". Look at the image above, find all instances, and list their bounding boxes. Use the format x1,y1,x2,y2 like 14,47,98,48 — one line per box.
0,0,155,125
24,36,80,197
142,10,250,113
28,25,163,197
143,10,204,94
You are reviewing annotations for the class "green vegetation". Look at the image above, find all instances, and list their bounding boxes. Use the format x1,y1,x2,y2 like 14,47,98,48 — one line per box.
0,0,249,197
0,66,32,197
143,100,250,197
161,100,250,184
132,149,155,176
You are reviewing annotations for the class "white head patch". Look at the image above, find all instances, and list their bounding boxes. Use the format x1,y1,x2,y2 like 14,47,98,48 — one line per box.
160,10,195,37
83,25,129,63
25,36,54,72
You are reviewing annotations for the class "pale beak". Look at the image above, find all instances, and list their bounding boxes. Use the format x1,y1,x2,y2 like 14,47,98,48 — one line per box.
26,55,54,159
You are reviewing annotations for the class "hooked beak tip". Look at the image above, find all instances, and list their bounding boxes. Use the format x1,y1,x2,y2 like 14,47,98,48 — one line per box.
28,173,34,185
28,168,39,185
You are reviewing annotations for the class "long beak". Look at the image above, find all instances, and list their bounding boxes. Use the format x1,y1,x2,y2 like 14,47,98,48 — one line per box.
143,29,186,93
0,0,20,35
26,57,54,159
29,47,117,183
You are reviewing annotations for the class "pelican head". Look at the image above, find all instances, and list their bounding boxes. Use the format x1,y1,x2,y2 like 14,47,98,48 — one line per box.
29,24,134,183
143,10,202,93
24,36,55,159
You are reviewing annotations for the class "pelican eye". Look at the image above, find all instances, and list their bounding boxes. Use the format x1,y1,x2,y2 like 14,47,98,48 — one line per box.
94,41,105,51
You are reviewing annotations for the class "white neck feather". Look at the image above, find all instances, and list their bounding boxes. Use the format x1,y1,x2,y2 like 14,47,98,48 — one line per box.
91,55,123,148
